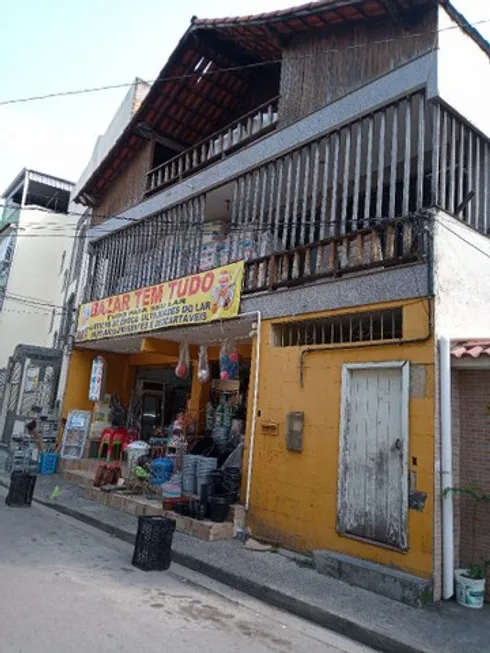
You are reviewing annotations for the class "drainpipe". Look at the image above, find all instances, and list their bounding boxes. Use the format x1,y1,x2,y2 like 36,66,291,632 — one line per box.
439,335,454,599
241,310,262,512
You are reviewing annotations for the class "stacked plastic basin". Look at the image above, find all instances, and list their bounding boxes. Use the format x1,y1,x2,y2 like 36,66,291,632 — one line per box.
151,458,174,486
182,454,199,494
196,457,218,495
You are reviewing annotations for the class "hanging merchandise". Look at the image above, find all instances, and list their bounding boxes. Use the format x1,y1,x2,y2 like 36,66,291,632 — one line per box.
205,401,215,431
89,356,106,402
175,342,190,379
219,340,240,380
197,345,210,383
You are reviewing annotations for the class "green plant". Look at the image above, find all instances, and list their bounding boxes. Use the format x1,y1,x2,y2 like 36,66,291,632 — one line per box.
443,486,490,580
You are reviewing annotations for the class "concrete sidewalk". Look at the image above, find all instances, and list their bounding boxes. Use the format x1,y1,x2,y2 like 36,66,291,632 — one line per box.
1,457,489,653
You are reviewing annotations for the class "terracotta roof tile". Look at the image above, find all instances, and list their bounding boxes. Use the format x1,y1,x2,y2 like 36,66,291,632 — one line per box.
451,341,490,358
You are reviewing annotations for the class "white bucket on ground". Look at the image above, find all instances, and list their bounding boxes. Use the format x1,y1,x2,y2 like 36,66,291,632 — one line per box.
454,569,486,609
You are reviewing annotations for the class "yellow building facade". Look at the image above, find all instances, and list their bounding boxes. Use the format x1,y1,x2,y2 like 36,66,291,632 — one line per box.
243,298,434,579
62,296,434,580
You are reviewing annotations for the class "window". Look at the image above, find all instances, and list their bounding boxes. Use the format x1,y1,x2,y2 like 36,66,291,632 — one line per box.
272,308,403,347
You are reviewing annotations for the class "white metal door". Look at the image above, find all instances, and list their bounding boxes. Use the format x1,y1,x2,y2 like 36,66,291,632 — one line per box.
337,362,409,550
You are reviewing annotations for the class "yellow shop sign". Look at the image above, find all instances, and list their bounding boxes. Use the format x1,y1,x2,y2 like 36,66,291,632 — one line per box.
76,261,244,343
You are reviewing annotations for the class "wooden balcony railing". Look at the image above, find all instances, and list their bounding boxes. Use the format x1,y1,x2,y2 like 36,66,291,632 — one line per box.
146,97,279,195
242,217,426,294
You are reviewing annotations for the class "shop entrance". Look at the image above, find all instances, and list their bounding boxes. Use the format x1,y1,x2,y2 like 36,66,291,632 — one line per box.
130,367,193,442
65,315,257,526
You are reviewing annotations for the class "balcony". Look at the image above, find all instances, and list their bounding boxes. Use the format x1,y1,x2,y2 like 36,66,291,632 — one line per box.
86,88,490,305
146,97,279,195
242,217,425,294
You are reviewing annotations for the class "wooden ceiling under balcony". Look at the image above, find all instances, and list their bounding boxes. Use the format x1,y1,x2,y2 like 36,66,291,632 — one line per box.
75,0,434,205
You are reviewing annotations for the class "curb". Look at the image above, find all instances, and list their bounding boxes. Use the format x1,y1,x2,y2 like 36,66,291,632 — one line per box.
0,478,430,653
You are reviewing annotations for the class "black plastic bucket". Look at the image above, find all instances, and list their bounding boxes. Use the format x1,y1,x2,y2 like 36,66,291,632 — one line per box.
209,494,231,523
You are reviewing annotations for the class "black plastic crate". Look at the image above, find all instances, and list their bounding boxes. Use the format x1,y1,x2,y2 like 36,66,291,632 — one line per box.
131,516,176,571
5,472,37,507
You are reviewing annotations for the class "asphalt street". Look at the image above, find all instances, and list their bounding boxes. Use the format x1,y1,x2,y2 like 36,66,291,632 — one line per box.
0,486,378,653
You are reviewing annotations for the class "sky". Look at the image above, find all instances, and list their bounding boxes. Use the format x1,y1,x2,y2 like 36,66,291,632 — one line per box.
0,0,488,194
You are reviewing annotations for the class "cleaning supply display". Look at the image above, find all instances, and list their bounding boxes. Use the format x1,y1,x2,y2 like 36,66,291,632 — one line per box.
196,457,218,495
162,472,182,503
151,458,174,485
205,402,215,431
182,454,199,494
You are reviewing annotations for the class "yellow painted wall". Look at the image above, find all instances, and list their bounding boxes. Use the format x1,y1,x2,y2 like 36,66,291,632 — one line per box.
62,339,253,432
244,299,435,578
62,349,134,418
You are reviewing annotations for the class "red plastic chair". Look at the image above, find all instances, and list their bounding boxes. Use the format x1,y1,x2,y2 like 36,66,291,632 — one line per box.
98,428,138,461
112,429,138,461
98,427,117,460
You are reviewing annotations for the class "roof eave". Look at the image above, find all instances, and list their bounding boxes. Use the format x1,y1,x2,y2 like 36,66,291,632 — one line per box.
73,23,197,203
1,168,27,199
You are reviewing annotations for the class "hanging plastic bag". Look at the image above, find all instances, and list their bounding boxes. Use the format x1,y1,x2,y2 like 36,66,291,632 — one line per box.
175,342,190,379
197,345,210,383
219,340,239,380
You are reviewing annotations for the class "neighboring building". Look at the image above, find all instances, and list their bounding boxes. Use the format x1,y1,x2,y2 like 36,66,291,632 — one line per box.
55,79,150,411
59,0,490,604
0,169,76,363
0,169,75,445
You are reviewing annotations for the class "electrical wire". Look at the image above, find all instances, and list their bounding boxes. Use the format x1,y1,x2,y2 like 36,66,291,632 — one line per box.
4,293,66,309
1,17,490,106
2,216,488,316
0,209,429,238
434,215,490,260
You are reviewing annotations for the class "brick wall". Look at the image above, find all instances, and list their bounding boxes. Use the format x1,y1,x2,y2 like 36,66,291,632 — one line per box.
452,369,490,599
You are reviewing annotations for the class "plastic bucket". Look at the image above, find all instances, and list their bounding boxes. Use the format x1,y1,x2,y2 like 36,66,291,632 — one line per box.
455,569,486,609
209,494,231,523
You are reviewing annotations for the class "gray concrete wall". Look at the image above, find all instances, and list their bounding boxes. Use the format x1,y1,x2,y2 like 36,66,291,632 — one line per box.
242,264,428,320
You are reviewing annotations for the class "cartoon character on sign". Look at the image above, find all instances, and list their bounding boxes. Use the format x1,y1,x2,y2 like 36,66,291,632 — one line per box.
210,268,237,314
76,304,92,341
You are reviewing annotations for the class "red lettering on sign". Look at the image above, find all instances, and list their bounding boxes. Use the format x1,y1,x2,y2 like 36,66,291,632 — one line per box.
90,302,99,318
113,297,121,313
135,289,143,307
177,278,189,297
121,294,130,311
201,272,214,293
168,280,178,299
142,288,151,306
107,297,113,314
150,285,164,305
188,276,201,296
